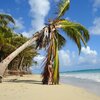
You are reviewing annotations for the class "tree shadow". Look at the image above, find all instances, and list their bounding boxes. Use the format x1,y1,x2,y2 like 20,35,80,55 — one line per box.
5,79,42,85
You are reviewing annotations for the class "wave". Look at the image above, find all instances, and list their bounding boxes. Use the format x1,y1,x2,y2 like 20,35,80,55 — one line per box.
60,71,100,83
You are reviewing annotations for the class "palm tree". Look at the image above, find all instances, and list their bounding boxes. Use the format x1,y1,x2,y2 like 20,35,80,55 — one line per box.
0,13,15,82
7,35,38,76
0,13,15,57
0,0,89,83
39,0,90,84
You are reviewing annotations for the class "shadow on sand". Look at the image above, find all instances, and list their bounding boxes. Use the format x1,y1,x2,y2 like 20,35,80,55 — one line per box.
4,79,42,85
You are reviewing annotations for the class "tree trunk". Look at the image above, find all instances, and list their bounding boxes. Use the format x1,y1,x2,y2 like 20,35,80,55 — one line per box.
0,36,38,82
19,56,24,76
0,76,2,83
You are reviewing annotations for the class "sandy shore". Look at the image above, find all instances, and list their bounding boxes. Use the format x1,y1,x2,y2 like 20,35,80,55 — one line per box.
0,75,100,100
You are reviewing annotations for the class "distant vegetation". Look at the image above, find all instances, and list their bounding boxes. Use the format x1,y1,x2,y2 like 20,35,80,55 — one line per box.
0,14,38,76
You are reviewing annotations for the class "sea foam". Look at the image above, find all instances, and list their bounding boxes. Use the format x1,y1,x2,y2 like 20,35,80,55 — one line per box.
60,70,100,82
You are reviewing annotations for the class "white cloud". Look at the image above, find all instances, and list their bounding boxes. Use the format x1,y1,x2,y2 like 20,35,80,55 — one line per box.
89,17,100,35
58,47,98,68
15,17,24,30
34,55,45,68
14,0,50,37
92,0,100,12
93,0,100,7
34,55,44,61
59,50,71,66
28,0,50,33
81,46,97,56
21,31,30,37
72,51,76,59
78,46,98,64
78,56,97,64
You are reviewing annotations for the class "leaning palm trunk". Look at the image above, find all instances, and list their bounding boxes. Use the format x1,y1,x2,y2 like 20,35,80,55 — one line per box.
0,33,38,82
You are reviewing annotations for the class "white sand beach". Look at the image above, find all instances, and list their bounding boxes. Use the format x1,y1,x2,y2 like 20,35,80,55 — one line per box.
0,75,100,100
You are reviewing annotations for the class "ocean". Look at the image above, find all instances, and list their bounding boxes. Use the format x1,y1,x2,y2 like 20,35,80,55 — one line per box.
60,69,100,96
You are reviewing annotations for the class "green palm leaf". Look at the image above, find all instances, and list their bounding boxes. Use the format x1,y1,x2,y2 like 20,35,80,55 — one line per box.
0,14,15,24
57,19,89,42
0,33,4,44
62,27,82,53
57,0,70,19
55,19,89,53
55,30,66,50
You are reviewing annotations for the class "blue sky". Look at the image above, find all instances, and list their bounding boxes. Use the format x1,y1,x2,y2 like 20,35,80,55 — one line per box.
0,0,100,72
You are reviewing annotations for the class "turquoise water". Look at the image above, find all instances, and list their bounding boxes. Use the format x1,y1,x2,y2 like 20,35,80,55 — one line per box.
60,69,100,96
61,69,100,82
61,69,100,73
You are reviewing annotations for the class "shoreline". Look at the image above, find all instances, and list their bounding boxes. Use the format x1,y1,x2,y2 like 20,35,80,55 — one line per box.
60,76,100,96
0,74,100,100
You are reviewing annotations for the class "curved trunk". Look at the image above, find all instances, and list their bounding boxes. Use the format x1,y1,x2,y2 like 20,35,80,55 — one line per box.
0,36,38,82
19,56,24,71
19,56,24,76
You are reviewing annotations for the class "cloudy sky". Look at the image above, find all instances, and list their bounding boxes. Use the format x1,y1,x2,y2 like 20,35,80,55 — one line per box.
0,0,100,72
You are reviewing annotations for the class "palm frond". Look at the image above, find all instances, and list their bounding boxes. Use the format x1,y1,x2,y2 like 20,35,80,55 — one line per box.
0,20,8,26
57,0,70,19
55,30,66,49
36,26,51,49
55,19,90,53
0,14,15,24
76,25,90,42
62,27,82,53
55,19,89,44
0,33,4,44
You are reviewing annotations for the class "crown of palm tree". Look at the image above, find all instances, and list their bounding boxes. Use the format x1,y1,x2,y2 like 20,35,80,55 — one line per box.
0,13,15,52
0,14,15,26
35,0,90,84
